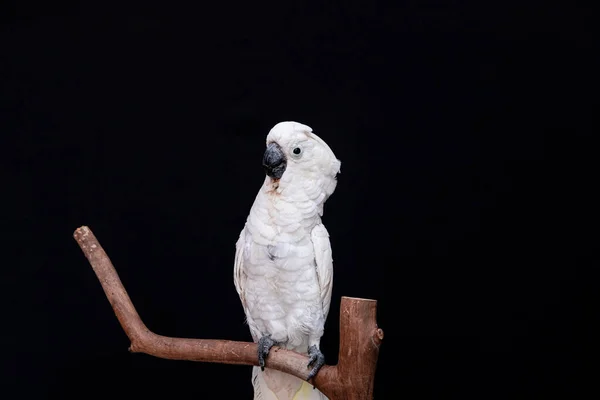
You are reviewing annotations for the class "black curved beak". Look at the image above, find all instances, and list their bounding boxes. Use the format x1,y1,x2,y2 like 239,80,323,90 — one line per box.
262,142,287,179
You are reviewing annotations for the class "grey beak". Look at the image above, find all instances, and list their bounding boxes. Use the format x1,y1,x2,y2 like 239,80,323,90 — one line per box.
262,142,287,179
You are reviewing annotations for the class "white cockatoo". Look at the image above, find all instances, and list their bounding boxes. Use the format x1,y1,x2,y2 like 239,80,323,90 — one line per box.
234,121,341,399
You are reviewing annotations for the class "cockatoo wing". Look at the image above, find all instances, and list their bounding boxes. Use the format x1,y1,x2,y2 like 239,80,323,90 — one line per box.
311,223,334,321
234,227,258,341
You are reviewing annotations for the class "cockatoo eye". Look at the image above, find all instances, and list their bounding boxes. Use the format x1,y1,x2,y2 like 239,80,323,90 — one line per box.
292,147,302,155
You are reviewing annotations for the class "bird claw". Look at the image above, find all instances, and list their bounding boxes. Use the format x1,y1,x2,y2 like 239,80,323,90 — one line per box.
258,335,276,371
306,345,325,382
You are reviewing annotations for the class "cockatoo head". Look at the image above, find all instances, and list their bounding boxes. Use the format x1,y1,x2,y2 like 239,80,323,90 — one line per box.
262,121,341,199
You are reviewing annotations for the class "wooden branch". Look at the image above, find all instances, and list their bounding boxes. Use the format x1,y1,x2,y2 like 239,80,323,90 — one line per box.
73,225,383,399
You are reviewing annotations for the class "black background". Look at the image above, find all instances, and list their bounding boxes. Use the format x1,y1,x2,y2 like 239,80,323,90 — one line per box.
2,1,594,399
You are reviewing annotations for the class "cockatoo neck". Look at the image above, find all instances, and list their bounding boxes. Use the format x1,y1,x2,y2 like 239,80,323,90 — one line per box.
262,170,335,218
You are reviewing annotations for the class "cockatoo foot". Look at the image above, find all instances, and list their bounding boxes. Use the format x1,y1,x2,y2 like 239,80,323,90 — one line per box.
306,345,325,382
257,335,276,371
